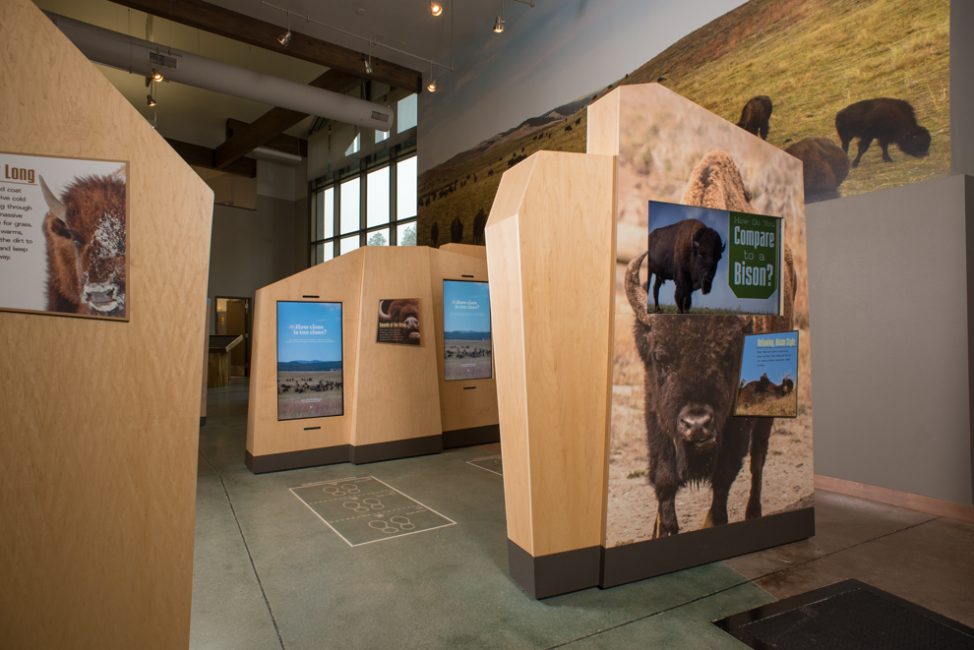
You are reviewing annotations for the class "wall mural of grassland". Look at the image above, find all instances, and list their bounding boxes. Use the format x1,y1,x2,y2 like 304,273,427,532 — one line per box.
417,0,949,247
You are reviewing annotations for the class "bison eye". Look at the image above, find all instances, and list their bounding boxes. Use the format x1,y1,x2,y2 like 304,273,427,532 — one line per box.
654,347,673,369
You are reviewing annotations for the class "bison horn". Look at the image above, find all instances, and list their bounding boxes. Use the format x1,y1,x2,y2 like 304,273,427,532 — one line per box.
39,176,67,223
625,251,654,328
377,300,392,321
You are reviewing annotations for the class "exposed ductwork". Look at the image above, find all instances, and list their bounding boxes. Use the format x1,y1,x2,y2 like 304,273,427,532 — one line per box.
45,12,394,131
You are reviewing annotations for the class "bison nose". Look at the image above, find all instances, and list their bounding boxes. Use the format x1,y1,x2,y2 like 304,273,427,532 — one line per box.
677,404,715,442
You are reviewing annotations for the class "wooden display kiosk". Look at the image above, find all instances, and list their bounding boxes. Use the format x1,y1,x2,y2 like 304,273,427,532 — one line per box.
246,244,499,473
0,1,213,646
486,83,815,598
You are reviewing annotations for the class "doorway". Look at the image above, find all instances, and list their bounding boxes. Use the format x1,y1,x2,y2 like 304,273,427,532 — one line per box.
214,297,251,378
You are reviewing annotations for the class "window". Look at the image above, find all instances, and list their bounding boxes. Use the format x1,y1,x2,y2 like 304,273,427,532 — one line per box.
310,153,418,263
397,94,417,134
375,129,389,144
344,132,361,157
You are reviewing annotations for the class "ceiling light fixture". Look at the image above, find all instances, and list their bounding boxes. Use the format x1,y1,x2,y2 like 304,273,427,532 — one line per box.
151,67,164,82
430,1,443,17
277,10,292,47
426,61,436,93
364,40,373,75
492,15,505,33
146,92,157,107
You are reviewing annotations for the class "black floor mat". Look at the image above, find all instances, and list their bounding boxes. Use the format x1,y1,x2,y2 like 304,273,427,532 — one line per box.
715,579,974,649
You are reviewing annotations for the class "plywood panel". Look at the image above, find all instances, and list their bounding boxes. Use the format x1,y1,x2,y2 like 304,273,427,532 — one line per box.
351,247,442,446
0,1,213,647
429,245,498,433
246,251,363,457
486,152,616,556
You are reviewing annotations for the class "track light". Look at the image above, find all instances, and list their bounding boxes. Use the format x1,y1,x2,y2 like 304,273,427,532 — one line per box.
430,1,443,16
492,16,505,33
364,56,373,75
146,93,157,107
151,68,164,82
426,60,437,93
277,10,292,47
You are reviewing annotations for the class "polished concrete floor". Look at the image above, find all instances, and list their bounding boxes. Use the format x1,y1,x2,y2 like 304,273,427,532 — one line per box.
192,382,974,649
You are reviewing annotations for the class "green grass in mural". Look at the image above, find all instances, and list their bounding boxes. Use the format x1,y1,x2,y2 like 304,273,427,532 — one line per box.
418,0,949,243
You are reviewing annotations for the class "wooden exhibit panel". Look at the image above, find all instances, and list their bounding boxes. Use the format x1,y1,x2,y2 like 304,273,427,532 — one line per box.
488,83,815,598
430,244,500,447
246,251,363,471
486,152,616,596
349,247,442,458
0,1,213,647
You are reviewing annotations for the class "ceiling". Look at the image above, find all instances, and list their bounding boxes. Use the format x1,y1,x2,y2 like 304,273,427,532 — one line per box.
31,0,525,151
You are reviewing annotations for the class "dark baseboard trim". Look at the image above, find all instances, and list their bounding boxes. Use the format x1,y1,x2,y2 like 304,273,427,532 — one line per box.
507,539,602,599
601,507,815,588
349,435,443,464
245,445,350,474
199,416,207,427
442,424,500,449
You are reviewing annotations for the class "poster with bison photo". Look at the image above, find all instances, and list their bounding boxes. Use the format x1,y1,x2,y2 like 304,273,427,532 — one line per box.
443,279,492,381
646,201,780,315
605,85,814,551
277,301,344,421
0,151,127,320
376,298,421,345
735,331,799,418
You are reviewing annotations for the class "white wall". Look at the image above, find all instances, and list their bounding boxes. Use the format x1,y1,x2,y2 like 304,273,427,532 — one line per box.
807,174,973,504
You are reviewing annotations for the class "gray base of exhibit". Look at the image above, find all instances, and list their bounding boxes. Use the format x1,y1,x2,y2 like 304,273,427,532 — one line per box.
246,425,500,473
508,507,816,599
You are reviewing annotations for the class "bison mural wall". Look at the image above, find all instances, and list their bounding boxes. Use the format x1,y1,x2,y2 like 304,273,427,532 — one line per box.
604,85,813,549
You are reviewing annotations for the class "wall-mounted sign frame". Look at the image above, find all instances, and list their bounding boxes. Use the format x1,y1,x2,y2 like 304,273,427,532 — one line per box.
276,300,344,421
0,151,129,320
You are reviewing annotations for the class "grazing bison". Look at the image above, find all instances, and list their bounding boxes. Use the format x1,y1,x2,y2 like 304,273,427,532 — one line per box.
472,209,488,245
738,374,795,408
835,98,930,167
378,299,420,343
450,217,464,243
647,219,724,314
40,174,126,317
785,137,850,200
736,96,773,140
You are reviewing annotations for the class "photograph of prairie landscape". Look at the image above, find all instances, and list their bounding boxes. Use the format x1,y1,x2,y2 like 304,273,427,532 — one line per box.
277,301,344,421
443,280,492,381
735,331,800,418
418,0,949,245
604,84,813,547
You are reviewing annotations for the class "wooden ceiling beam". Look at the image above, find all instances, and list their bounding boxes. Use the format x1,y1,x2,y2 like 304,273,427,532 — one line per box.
166,138,257,177
110,0,422,92
213,69,357,169
226,118,308,158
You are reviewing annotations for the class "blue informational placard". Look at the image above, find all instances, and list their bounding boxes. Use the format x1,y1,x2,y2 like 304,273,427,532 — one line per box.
276,301,344,421
443,280,492,381
735,330,799,417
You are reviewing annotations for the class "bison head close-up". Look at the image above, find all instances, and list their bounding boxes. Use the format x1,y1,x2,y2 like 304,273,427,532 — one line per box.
41,175,126,316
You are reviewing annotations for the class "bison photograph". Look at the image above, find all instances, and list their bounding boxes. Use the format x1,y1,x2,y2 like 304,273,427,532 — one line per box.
835,98,931,168
40,172,127,318
646,217,724,314
376,298,421,345
603,85,813,550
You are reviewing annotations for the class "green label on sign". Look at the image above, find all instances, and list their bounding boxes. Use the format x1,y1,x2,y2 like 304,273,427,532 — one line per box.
728,212,779,300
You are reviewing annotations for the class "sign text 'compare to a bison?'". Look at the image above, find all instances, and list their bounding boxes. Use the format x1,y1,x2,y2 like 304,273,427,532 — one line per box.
0,151,128,320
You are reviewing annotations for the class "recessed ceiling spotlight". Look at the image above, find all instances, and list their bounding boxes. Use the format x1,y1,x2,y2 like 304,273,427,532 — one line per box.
492,16,505,33
151,68,164,82
430,1,443,17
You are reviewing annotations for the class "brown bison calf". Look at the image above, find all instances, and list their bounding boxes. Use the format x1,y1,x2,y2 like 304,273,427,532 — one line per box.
835,98,930,167
785,137,850,200
41,174,126,317
737,96,773,140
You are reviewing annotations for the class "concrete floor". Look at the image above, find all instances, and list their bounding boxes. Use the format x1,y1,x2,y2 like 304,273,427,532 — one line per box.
193,382,974,649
